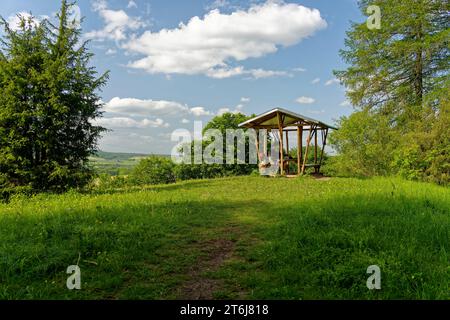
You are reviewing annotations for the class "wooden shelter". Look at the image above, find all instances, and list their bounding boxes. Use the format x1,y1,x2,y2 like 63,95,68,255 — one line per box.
238,108,337,176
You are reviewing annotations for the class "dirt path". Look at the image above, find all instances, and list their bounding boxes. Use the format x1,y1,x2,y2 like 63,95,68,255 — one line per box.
177,227,246,299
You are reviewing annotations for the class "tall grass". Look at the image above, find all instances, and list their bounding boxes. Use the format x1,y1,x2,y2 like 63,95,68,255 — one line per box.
0,176,448,299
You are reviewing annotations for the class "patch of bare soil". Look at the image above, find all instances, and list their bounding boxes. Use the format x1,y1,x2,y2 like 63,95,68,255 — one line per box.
311,173,332,181
177,237,240,299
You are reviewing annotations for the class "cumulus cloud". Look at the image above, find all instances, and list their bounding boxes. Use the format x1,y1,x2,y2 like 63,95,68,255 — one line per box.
103,97,211,117
240,97,250,103
325,78,340,86
205,0,232,11
205,66,291,79
190,107,212,116
311,78,320,84
217,103,244,115
94,117,169,128
296,96,315,104
7,12,49,31
67,4,82,28
127,1,138,9
86,0,146,42
124,1,327,78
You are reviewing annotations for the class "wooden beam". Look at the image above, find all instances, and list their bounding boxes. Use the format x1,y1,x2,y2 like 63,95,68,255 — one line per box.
299,126,303,172
297,126,301,175
314,127,318,173
277,112,284,175
301,125,314,174
283,127,327,132
285,130,289,174
318,128,329,170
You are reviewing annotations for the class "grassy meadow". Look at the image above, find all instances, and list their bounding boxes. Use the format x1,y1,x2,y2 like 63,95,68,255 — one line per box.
0,176,449,299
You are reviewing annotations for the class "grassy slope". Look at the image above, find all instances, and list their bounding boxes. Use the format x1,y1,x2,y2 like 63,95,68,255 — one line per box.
0,176,449,299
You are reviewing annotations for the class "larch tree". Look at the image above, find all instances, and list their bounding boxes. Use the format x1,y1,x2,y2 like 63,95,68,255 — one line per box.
329,0,449,183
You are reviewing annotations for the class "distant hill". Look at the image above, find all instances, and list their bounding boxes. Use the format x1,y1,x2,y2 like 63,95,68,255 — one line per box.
89,151,169,175
93,151,149,161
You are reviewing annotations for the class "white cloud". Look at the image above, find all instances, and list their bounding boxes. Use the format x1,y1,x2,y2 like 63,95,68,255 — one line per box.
86,0,146,42
340,100,351,107
190,107,211,116
103,97,212,117
7,12,49,31
181,119,190,124
205,0,231,11
296,96,315,104
105,48,117,55
325,78,340,86
94,117,169,128
204,66,290,79
240,97,250,103
125,1,327,78
311,77,320,84
293,67,306,72
217,103,244,115
217,108,231,115
68,4,82,28
247,68,291,79
127,1,138,9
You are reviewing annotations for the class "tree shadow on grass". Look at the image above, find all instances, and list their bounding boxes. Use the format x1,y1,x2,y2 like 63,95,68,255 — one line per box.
0,186,449,299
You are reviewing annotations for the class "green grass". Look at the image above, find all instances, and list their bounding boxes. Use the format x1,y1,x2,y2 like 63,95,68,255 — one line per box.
0,176,449,299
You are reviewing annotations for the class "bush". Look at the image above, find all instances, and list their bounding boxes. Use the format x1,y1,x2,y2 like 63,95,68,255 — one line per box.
131,156,176,185
0,185,34,202
174,163,225,181
328,110,397,177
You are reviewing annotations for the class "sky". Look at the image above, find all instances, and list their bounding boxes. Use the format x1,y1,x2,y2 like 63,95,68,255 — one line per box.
1,0,364,154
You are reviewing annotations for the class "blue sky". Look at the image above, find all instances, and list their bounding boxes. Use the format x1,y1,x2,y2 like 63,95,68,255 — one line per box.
1,0,364,154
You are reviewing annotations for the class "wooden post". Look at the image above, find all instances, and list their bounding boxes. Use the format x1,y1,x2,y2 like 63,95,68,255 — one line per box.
301,125,314,174
299,126,303,170
285,130,289,174
277,112,284,175
255,129,260,165
318,128,329,170
297,126,301,175
314,127,318,173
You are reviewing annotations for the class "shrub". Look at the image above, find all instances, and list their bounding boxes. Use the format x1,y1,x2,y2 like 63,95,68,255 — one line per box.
174,163,225,181
131,156,176,185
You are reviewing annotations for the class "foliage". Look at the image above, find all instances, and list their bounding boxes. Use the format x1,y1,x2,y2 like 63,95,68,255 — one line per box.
331,0,449,183
0,1,108,194
391,97,450,184
131,156,176,185
178,112,258,178
327,110,397,177
174,163,225,181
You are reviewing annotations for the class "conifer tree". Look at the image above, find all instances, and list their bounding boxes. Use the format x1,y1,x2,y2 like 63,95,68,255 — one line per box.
329,0,449,183
0,1,109,192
